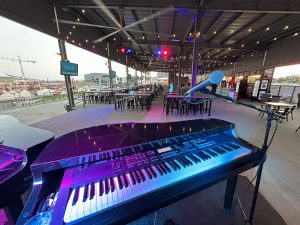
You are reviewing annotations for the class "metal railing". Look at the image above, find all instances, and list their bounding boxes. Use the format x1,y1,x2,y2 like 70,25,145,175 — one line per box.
270,84,300,103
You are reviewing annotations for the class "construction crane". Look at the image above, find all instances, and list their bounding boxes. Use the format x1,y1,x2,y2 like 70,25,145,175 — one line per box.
0,56,36,90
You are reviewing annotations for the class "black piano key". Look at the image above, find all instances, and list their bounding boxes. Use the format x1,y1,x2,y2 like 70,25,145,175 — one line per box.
138,170,146,182
171,159,181,169
182,156,193,165
103,152,107,159
191,154,202,162
129,172,136,185
176,158,186,167
212,147,226,154
167,161,177,171
204,149,218,157
133,171,141,183
112,151,116,157
196,151,210,160
162,162,171,173
155,165,164,175
89,183,95,200
187,154,198,163
105,179,110,194
110,178,116,192
144,168,152,179
72,188,79,206
227,142,240,149
221,145,233,152
83,184,89,202
180,156,190,165
117,175,123,189
99,180,104,196
158,164,167,174
149,166,157,177
123,174,129,187
192,154,201,162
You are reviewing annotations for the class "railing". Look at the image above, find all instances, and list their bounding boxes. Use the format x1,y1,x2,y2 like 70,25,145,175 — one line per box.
270,84,300,103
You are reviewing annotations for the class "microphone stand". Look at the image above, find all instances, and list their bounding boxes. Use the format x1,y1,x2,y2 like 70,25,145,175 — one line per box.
196,89,283,225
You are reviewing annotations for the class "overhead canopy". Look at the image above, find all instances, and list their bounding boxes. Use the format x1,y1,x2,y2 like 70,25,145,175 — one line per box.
1,0,300,73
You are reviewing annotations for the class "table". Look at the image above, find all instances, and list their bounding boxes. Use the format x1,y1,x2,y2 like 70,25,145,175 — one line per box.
265,101,295,111
114,93,153,111
82,90,116,106
165,95,213,116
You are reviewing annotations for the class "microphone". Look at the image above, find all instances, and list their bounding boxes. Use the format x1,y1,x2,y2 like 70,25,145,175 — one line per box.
184,70,224,98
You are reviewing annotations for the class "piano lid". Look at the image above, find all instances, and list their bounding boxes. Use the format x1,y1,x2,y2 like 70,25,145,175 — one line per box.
32,119,234,168
0,115,54,150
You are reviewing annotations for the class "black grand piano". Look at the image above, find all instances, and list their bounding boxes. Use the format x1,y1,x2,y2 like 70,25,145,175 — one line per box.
17,118,263,225
0,115,54,223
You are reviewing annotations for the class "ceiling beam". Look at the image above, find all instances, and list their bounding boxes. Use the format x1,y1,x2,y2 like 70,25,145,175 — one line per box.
203,12,226,36
119,40,263,50
59,3,300,14
235,15,291,46
131,9,149,55
205,12,243,42
221,14,266,44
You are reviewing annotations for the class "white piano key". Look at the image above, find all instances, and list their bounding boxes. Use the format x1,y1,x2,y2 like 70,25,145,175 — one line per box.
90,183,97,214
111,179,119,205
83,184,91,216
64,147,251,224
95,182,102,212
76,187,85,220
63,189,74,223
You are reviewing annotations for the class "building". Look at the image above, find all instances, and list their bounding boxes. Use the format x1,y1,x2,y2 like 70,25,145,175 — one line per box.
84,73,113,86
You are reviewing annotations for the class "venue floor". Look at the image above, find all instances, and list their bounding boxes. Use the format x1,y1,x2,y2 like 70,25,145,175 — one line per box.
2,96,300,225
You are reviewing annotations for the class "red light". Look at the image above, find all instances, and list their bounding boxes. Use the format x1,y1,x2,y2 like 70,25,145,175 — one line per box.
162,48,169,57
121,48,126,53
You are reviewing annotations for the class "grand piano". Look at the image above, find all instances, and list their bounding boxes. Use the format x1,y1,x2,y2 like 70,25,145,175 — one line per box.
17,119,263,225
0,115,54,223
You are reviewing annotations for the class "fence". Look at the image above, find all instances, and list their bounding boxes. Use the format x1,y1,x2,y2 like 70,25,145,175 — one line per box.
270,84,300,103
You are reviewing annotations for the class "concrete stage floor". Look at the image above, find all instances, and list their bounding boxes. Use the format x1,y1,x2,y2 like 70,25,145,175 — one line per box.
1,97,299,225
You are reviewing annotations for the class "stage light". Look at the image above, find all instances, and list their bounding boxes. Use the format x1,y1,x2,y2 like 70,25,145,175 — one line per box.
121,48,126,53
126,48,132,54
162,48,170,57
157,48,162,55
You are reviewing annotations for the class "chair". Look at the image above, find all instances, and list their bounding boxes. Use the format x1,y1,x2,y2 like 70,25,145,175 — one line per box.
289,106,296,120
270,95,281,102
259,93,271,116
278,108,290,122
296,126,300,132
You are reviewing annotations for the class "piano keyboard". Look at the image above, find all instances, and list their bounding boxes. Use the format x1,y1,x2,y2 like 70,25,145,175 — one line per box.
63,142,251,223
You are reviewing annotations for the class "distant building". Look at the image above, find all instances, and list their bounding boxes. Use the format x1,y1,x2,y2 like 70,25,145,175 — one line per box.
157,72,168,78
84,73,113,86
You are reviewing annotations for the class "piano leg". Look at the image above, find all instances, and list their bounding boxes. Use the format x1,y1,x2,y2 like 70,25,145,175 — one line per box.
3,196,23,224
224,176,238,209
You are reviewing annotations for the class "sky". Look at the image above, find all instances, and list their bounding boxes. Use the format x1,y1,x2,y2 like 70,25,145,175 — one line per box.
0,16,139,81
273,64,300,79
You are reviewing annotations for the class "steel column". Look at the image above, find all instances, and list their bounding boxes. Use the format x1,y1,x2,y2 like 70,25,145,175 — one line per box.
58,39,75,110
54,3,74,110
107,42,113,88
191,9,202,88
126,54,129,88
